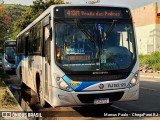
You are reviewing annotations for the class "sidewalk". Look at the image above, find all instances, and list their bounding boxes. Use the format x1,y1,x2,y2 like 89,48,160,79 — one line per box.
0,81,28,120
140,72,160,79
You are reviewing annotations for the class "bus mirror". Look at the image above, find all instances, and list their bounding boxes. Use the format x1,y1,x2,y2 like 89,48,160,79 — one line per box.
5,54,8,59
49,27,52,40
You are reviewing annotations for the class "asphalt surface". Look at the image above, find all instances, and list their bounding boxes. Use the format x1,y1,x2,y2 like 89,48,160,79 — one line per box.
114,78,160,111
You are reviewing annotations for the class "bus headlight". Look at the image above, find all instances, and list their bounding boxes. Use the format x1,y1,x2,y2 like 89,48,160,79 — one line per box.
127,72,139,88
5,62,10,67
56,77,73,92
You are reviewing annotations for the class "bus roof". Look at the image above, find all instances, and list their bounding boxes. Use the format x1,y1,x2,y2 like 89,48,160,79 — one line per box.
17,4,130,38
4,40,16,42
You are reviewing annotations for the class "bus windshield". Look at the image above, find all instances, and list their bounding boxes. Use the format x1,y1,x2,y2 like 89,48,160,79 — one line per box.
55,20,136,71
5,46,16,62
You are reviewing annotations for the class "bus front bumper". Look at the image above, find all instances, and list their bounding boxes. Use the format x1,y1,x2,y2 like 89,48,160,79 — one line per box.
3,66,16,72
50,83,139,107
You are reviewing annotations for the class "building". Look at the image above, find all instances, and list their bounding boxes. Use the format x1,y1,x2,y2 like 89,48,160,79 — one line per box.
132,2,160,54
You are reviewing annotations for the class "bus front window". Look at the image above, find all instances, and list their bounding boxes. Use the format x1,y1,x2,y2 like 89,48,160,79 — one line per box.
5,46,16,62
55,21,136,71
55,22,99,71
102,23,135,70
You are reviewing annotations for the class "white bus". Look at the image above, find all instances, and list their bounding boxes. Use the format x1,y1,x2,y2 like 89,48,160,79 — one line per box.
2,40,16,73
16,4,139,107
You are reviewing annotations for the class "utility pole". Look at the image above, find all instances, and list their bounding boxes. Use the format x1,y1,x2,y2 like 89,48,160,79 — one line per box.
86,0,100,4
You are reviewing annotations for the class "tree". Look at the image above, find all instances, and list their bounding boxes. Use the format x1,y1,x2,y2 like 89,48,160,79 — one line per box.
0,17,8,45
0,4,28,45
0,6,9,46
86,0,100,4
12,0,69,39
45,0,66,8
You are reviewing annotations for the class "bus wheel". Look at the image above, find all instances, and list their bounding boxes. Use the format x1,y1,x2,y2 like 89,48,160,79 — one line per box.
20,67,22,80
21,82,28,91
37,78,46,107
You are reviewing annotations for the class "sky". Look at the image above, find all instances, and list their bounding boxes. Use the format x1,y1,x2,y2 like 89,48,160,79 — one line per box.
64,0,160,9
2,0,160,9
3,0,33,6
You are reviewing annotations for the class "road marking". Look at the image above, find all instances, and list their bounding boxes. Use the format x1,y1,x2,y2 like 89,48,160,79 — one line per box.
111,105,128,111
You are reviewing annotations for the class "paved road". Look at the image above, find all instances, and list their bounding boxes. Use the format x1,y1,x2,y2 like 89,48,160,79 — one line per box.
5,74,160,119
114,78,160,111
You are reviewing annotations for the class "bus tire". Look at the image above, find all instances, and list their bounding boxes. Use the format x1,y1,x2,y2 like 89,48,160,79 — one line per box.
21,82,28,91
19,67,22,80
36,75,46,107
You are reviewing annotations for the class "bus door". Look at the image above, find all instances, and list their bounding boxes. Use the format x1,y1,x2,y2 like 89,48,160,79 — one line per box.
28,29,35,89
42,24,51,100
24,35,29,85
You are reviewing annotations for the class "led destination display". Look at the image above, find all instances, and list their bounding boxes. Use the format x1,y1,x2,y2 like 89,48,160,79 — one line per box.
54,6,131,19
6,41,16,46
64,9,122,18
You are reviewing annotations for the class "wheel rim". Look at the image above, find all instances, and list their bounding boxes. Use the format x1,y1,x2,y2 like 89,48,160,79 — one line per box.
39,84,43,103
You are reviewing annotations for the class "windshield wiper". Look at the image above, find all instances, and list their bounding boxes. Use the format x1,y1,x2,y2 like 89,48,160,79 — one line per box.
105,20,117,40
75,20,101,69
75,20,96,47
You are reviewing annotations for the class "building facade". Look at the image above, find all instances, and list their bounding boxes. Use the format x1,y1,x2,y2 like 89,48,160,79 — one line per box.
132,2,160,54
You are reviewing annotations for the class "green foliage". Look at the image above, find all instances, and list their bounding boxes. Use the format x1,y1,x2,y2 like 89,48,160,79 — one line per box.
12,0,69,39
0,6,9,45
139,51,160,71
0,4,28,46
0,0,70,43
0,77,17,108
0,14,8,45
2,90,17,107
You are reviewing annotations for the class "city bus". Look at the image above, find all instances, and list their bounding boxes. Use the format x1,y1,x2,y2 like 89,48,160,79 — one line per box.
16,4,139,107
2,40,16,73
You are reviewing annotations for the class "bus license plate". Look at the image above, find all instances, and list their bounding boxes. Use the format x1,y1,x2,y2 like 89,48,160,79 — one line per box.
94,98,109,104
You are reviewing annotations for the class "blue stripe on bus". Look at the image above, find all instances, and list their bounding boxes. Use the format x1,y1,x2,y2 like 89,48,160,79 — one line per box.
15,55,28,67
63,75,102,91
74,82,101,91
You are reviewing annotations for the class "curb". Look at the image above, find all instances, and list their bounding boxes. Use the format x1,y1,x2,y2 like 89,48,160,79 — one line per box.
1,81,28,120
0,81,23,111
140,75,160,79
5,82,23,111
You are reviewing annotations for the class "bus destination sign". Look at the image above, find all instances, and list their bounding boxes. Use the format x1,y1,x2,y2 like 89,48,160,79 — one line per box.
6,41,16,45
64,9,123,18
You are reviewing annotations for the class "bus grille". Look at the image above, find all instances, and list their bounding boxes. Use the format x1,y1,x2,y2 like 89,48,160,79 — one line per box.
77,92,124,103
68,74,129,81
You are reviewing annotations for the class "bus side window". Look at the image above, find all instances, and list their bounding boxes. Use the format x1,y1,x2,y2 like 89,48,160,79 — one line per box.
44,25,51,63
34,23,41,53
29,29,34,54
25,36,29,56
